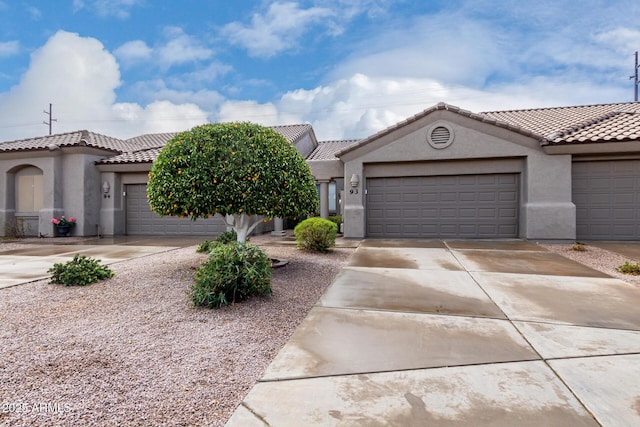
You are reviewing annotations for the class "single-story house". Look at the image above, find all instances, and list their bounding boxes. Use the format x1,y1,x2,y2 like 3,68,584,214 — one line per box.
2,101,640,241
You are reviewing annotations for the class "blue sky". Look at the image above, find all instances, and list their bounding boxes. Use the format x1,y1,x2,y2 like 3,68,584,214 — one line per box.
1,0,639,141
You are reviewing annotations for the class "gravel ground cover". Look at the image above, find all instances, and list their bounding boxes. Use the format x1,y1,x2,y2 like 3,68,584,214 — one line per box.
0,237,353,426
538,242,640,286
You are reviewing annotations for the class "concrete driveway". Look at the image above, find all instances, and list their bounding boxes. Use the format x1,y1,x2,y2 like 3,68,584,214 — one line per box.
227,239,640,426
0,236,203,289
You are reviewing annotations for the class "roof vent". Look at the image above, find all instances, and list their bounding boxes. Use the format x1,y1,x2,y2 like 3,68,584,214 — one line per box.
426,122,454,149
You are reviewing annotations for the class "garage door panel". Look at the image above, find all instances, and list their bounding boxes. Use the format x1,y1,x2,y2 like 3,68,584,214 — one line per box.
126,184,227,236
573,160,640,240
459,192,477,202
422,209,438,218
440,192,457,202
459,208,477,218
478,192,496,202
421,193,438,202
403,193,420,202
366,174,519,238
614,177,634,188
614,209,634,220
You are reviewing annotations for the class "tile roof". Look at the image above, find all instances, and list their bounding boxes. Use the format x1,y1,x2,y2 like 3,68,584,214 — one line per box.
480,102,640,144
0,130,131,153
336,103,540,156
125,132,179,150
96,124,315,165
270,124,313,144
307,140,360,160
337,102,640,157
96,147,162,164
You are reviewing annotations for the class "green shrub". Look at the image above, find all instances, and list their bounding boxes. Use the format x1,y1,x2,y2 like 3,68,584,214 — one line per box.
617,261,640,275
191,242,272,308
328,215,343,225
294,217,338,252
196,240,214,253
48,254,114,286
216,230,241,244
196,231,249,254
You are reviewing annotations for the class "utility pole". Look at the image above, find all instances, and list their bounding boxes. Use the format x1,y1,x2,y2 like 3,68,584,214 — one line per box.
630,52,639,102
43,103,57,135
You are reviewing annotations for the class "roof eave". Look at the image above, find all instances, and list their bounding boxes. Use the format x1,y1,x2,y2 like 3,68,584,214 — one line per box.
95,162,153,173
543,140,640,155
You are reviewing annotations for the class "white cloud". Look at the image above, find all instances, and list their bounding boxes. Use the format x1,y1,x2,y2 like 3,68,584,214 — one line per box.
114,27,214,70
72,0,84,12
177,62,233,85
222,1,334,58
75,0,142,19
218,100,277,122
128,79,225,112
26,6,41,20
0,41,19,57
330,12,510,86
113,40,152,65
0,31,210,140
316,0,396,19
157,27,214,67
111,100,208,135
595,28,640,55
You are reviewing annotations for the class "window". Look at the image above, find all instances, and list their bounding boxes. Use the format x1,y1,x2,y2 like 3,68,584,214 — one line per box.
16,166,44,212
329,182,336,212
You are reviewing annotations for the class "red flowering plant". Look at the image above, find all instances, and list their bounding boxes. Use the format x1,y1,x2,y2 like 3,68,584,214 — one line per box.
51,216,77,227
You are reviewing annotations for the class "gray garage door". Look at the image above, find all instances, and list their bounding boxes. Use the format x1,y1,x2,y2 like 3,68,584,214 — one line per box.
573,160,640,240
126,184,227,235
366,174,519,238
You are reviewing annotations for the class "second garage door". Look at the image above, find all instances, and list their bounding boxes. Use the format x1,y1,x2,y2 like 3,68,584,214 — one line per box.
573,160,640,240
366,174,519,238
126,184,227,236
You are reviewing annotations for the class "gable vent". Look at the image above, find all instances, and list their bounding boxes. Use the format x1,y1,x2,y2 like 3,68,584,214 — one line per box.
426,122,454,149
431,126,451,144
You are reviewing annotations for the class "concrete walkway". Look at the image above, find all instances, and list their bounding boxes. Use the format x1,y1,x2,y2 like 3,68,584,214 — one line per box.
227,239,640,426
0,236,202,289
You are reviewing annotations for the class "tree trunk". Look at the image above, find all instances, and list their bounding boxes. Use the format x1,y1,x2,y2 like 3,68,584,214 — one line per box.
224,213,263,243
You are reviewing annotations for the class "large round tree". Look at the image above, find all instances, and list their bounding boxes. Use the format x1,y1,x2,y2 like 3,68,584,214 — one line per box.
147,122,319,242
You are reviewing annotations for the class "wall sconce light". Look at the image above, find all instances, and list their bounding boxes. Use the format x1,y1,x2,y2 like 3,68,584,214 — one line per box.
102,181,111,199
350,174,359,194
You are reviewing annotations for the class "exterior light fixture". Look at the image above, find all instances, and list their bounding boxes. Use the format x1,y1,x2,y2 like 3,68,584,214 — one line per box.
102,181,111,199
350,174,359,194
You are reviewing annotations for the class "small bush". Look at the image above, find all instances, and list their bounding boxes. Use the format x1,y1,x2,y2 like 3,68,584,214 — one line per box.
191,242,272,308
216,230,239,244
195,231,250,254
328,215,343,225
616,261,640,275
196,240,214,253
48,254,114,286
294,217,338,252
